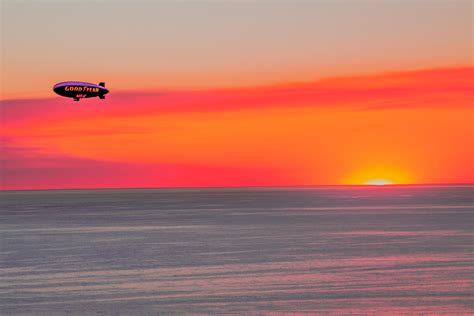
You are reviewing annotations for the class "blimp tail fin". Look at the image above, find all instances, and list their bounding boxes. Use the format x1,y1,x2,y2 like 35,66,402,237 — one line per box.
99,82,105,87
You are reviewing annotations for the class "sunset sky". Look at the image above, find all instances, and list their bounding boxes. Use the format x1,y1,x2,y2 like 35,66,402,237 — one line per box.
1,1,473,190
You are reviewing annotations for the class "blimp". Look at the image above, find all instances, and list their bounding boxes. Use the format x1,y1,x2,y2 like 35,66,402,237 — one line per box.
53,81,109,101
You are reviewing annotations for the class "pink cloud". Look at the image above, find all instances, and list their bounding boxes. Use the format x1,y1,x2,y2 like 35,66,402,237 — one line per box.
0,139,290,190
2,67,472,129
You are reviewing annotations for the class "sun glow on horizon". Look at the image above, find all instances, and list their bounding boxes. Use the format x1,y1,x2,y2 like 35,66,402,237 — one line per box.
363,179,394,186
344,165,414,186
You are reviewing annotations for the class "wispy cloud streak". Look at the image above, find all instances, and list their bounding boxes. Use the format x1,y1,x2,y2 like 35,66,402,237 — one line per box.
2,67,472,128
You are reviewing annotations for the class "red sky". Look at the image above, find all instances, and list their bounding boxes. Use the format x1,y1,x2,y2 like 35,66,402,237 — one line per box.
1,67,473,190
2,2,472,190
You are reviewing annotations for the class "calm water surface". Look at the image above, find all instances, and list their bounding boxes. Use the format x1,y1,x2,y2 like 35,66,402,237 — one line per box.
1,186,473,315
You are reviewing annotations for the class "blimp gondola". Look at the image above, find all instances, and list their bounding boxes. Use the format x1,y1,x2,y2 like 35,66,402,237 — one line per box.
53,81,109,101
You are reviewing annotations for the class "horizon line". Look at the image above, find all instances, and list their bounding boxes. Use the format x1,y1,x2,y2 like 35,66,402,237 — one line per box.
1,183,473,193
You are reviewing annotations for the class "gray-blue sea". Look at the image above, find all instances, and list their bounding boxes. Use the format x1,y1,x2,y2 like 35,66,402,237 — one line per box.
1,185,473,315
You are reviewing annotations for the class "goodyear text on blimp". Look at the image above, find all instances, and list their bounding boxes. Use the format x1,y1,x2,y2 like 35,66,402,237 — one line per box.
65,86,100,92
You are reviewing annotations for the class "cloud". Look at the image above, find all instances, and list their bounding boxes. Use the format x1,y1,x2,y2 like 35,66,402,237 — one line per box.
0,139,289,190
2,66,472,129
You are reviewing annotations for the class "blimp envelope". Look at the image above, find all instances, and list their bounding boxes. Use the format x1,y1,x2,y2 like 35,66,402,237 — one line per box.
53,81,109,101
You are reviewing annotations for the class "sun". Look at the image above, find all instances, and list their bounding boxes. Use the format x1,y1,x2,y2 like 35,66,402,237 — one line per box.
363,179,394,185
344,165,413,186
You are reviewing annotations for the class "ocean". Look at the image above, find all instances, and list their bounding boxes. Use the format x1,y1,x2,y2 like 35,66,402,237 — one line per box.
1,185,473,315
